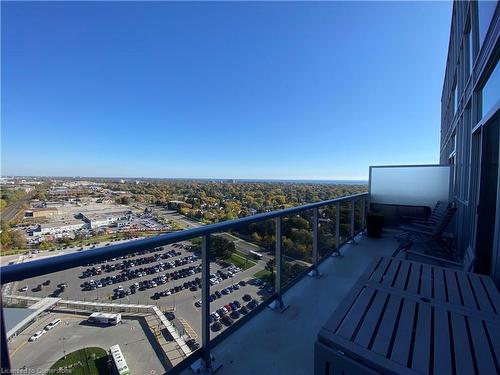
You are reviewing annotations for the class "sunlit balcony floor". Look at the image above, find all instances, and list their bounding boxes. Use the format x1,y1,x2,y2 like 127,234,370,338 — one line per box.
183,231,400,375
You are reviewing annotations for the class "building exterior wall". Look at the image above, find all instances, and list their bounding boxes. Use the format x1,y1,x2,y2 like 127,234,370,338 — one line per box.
32,209,58,218
440,1,499,274
38,222,87,235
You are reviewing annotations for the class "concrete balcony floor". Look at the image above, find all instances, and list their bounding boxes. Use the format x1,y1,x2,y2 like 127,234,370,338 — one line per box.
183,231,400,375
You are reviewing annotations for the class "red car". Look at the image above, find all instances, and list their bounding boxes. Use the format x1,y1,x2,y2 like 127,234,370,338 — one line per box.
224,304,232,312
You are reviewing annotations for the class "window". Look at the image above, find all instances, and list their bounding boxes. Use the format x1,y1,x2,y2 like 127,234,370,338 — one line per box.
480,58,500,119
453,79,458,114
467,25,474,77
478,0,497,47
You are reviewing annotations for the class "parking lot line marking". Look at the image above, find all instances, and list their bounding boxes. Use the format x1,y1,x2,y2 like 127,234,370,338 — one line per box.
178,317,197,339
59,314,89,319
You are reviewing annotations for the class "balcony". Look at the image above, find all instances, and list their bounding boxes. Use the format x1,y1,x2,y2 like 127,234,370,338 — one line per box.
1,192,368,374
177,231,400,375
1,165,498,375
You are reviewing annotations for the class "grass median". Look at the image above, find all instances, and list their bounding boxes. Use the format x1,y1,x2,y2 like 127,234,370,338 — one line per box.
226,251,257,270
50,347,109,375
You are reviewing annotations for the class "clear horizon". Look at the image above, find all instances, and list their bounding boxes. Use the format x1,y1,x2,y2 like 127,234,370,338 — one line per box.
1,1,452,180
1,174,369,182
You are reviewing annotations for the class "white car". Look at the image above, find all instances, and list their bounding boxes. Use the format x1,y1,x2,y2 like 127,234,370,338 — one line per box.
19,286,28,292
44,318,61,331
29,330,45,342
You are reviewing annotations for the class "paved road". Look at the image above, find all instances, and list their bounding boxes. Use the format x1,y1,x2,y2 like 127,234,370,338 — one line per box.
8,312,167,374
147,206,273,262
1,192,36,223
9,243,269,340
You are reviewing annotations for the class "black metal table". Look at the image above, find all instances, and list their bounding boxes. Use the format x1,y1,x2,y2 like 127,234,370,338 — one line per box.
315,256,500,375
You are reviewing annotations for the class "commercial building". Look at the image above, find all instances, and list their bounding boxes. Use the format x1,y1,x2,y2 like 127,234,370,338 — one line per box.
440,0,499,280
82,210,132,229
25,207,58,218
36,220,87,235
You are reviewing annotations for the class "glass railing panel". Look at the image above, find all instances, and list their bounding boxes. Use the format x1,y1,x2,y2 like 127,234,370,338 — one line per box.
339,201,351,244
281,210,313,288
354,198,363,234
208,220,275,337
318,203,337,261
2,239,203,374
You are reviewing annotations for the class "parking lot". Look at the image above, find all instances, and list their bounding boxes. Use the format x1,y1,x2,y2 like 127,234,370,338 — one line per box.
8,312,167,374
13,241,273,342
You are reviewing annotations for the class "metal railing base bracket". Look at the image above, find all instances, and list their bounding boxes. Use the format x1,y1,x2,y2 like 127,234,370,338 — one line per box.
191,356,222,374
268,299,289,313
308,270,323,279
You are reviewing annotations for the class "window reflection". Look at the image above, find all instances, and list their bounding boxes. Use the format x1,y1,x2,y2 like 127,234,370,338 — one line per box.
478,1,497,47
481,59,499,119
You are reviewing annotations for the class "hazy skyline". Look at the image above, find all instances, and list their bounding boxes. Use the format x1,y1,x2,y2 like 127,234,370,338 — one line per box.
1,1,452,180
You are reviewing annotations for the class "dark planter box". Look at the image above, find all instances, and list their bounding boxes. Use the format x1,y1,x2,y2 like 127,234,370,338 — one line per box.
367,213,384,238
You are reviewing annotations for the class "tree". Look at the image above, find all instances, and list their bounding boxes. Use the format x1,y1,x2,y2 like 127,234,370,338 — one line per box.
34,191,46,201
251,232,262,242
39,240,52,250
210,237,235,259
0,224,12,248
115,196,131,205
11,230,26,249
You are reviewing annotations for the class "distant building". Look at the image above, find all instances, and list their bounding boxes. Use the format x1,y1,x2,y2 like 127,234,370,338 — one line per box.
25,207,58,218
82,210,132,229
36,220,87,235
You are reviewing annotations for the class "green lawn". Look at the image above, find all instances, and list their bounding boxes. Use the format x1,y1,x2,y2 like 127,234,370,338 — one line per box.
253,269,274,283
50,347,109,375
227,252,257,270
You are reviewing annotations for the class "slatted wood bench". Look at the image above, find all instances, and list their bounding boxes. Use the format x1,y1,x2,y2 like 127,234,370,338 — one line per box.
315,256,500,375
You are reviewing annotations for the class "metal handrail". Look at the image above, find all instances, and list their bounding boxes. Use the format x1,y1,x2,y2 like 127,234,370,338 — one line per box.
0,192,367,284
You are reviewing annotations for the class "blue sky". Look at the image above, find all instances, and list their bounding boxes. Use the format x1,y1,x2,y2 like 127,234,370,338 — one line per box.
1,1,452,180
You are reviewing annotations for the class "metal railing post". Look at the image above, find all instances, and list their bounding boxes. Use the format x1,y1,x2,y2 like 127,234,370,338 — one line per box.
273,216,286,310
361,196,366,233
350,199,357,244
310,208,321,277
1,296,11,374
333,202,341,256
201,234,212,369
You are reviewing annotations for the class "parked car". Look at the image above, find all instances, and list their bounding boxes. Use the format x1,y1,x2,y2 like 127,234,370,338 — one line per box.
211,321,222,331
240,306,249,315
44,319,61,331
165,312,175,321
28,330,45,342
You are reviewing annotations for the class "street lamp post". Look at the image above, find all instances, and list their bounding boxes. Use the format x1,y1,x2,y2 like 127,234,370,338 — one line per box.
60,337,66,359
